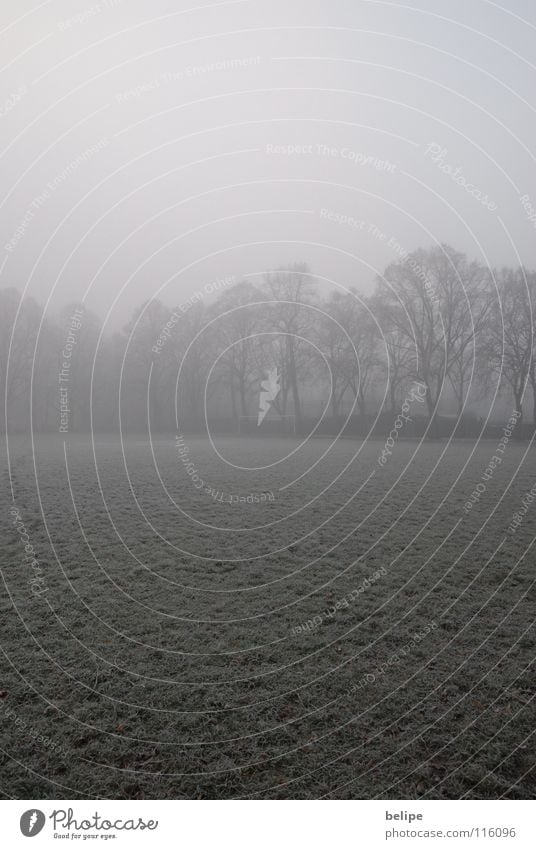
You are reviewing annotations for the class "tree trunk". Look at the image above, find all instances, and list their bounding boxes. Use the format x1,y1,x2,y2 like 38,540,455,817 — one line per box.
287,341,302,428
424,384,439,437
230,379,238,429
514,390,523,431
330,386,340,419
150,379,161,431
389,380,397,415
239,379,248,417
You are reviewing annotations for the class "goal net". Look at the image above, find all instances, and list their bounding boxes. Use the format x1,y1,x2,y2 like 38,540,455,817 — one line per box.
238,415,297,436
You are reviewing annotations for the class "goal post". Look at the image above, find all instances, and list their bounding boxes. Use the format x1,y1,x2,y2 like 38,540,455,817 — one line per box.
238,414,297,436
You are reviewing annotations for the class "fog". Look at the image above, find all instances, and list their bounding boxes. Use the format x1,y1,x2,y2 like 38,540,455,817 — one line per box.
1,0,536,330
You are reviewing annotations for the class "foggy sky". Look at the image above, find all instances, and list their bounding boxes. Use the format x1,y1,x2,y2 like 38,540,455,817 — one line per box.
1,0,536,329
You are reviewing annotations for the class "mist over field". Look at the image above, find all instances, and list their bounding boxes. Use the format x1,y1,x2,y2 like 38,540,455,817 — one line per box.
1,0,535,804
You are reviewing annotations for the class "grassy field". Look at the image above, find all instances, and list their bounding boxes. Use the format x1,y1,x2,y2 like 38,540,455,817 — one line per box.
1,435,534,799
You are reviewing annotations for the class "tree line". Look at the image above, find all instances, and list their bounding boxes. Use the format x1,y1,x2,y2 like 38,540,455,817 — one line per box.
2,244,535,436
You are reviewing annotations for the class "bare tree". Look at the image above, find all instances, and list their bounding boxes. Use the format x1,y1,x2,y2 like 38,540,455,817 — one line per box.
314,291,356,419
485,267,535,426
3,247,536,436
209,281,263,423
123,299,172,431
173,301,210,430
375,244,488,426
57,303,102,432
325,290,380,418
0,288,41,432
444,263,493,417
261,263,316,430
374,318,414,415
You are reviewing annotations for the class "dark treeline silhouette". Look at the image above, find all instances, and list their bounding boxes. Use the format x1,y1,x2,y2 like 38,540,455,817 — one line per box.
2,244,535,438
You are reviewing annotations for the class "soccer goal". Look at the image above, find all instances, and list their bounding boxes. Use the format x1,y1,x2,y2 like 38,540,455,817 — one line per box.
238,414,297,436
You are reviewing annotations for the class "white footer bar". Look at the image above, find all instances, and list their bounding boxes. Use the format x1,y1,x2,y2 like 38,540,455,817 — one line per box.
2,799,534,848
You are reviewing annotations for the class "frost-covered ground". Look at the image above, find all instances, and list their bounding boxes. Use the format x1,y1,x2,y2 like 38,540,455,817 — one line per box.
1,435,534,799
